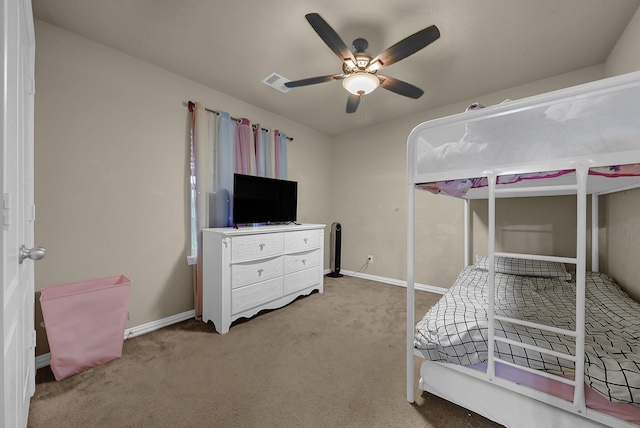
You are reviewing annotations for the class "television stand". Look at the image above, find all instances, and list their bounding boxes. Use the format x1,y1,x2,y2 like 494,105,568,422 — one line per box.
202,223,325,333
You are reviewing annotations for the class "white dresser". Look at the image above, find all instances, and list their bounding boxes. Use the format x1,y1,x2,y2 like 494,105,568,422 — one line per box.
202,224,325,334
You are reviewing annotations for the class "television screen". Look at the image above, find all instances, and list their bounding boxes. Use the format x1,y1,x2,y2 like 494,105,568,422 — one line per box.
233,174,297,226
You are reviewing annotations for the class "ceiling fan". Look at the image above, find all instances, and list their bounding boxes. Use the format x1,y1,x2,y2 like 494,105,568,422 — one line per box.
284,13,440,113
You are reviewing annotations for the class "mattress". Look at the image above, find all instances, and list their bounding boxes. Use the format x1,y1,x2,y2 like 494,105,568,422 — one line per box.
414,82,640,177
408,72,640,201
418,164,640,197
414,258,640,406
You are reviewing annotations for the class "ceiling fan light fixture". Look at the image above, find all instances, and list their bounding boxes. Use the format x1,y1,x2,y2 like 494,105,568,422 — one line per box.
342,72,379,95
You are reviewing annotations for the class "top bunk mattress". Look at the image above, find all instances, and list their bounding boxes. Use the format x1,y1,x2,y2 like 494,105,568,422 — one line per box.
408,71,640,192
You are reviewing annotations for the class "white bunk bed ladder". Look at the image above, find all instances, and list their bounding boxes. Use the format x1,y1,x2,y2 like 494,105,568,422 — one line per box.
485,165,589,416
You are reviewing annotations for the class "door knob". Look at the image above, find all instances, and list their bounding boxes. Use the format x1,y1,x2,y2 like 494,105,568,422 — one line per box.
19,245,46,264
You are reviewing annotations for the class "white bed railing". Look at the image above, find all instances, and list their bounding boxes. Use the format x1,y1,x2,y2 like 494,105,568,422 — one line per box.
406,179,416,403
408,166,592,415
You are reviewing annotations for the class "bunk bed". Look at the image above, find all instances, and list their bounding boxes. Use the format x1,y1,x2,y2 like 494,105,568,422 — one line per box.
406,70,640,428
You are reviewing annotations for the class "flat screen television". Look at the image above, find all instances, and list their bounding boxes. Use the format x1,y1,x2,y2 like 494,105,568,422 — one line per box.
233,173,297,226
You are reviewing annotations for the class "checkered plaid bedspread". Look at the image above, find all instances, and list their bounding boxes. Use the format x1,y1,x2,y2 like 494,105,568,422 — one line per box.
414,267,640,405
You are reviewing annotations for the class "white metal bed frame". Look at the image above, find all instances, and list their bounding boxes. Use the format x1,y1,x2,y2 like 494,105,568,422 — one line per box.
406,71,640,428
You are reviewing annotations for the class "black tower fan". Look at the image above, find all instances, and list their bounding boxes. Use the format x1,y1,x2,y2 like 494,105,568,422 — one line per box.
327,222,343,277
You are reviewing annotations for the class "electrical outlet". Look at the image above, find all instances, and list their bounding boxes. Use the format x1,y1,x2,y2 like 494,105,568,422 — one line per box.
367,255,373,264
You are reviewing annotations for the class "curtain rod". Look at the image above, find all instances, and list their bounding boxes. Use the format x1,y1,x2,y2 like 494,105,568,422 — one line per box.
187,101,293,141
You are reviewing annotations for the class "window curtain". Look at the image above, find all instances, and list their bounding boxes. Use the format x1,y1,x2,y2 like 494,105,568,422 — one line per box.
215,112,235,228
188,103,289,318
235,118,255,175
188,102,217,318
188,104,198,264
274,130,288,179
253,124,269,177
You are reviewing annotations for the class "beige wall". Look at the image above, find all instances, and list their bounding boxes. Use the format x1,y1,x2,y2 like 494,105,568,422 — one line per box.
606,5,640,77
34,8,640,355
33,20,333,354
604,6,640,301
331,65,605,288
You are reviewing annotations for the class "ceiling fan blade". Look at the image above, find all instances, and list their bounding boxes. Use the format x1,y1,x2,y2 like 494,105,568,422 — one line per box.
285,74,344,88
378,75,424,99
346,94,360,113
305,13,356,65
369,25,440,70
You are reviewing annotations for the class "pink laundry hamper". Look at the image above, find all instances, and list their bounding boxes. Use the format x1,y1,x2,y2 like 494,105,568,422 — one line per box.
40,275,131,381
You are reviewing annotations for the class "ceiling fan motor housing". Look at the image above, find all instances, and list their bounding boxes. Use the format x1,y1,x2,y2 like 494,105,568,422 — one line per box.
352,38,368,52
352,38,372,69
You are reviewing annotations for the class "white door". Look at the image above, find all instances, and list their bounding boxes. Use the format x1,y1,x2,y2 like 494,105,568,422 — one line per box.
2,0,38,427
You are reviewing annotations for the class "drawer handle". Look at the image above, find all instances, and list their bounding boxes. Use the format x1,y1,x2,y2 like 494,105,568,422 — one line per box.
257,268,264,277
259,243,265,251
303,238,308,244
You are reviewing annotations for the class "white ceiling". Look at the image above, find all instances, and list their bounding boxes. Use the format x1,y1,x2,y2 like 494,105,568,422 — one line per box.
32,0,640,136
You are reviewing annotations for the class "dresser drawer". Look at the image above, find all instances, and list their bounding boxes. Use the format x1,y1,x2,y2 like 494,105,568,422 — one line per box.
283,267,321,296
231,233,284,262
284,248,321,275
232,277,283,315
231,256,283,289
284,229,321,253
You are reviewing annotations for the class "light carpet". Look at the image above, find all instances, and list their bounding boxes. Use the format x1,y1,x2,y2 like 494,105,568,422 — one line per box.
28,275,502,428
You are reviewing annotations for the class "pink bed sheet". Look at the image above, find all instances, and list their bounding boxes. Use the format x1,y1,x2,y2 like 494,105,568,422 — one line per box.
419,164,640,197
469,361,640,424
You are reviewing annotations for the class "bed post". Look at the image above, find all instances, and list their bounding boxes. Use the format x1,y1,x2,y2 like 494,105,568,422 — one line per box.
407,181,415,403
407,139,416,403
464,199,470,267
487,174,496,380
574,166,588,414
591,194,599,272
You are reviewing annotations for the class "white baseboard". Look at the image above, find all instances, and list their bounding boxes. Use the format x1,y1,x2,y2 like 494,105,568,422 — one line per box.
35,309,195,369
122,309,195,340
337,269,448,295
35,353,51,370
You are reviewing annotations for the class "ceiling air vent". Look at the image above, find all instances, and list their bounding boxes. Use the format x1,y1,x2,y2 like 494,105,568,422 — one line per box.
262,73,291,93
